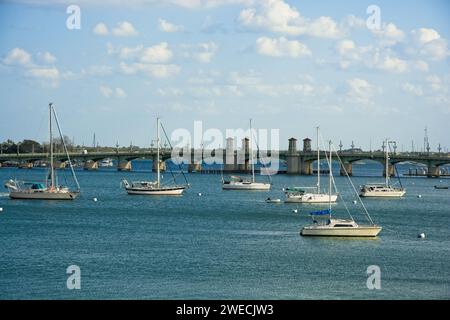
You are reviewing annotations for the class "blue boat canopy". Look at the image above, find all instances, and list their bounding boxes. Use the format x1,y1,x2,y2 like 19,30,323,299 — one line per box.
309,209,331,216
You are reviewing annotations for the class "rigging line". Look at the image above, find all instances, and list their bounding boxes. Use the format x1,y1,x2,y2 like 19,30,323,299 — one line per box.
159,122,189,186
388,142,403,189
319,136,354,221
250,126,272,183
332,147,375,225
51,105,80,191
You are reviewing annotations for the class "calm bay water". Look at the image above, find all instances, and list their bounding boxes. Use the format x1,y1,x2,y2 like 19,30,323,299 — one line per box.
0,161,449,299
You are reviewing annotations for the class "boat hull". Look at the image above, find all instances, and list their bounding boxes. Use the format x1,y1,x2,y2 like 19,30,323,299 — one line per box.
9,191,79,200
126,186,185,195
301,226,382,237
222,182,271,190
359,190,405,197
285,193,338,203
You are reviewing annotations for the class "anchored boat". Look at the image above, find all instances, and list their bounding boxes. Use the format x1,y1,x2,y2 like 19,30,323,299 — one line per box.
5,103,80,200
222,119,271,191
121,118,188,196
285,126,338,203
300,141,382,237
359,139,405,198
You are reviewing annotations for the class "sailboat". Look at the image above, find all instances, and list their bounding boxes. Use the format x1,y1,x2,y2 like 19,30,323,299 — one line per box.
5,103,80,200
222,119,271,190
121,118,187,195
359,139,405,198
301,141,382,237
285,127,338,203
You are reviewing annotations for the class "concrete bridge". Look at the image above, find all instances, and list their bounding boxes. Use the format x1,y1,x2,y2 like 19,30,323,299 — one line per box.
1,137,449,177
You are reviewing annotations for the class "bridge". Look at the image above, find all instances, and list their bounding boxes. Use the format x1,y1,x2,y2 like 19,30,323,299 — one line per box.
1,137,449,177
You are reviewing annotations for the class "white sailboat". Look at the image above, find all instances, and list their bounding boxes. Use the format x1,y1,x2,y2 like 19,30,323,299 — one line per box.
285,127,338,203
222,119,271,190
359,139,405,198
121,118,187,195
5,103,80,200
301,141,382,237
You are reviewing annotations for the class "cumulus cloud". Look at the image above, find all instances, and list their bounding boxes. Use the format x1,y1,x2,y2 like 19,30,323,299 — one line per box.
100,86,127,98
140,42,173,63
37,51,56,64
372,22,405,46
346,78,381,104
158,18,184,32
411,28,449,61
376,55,408,73
255,36,311,58
112,21,138,37
238,0,343,38
402,83,423,96
3,48,61,86
196,42,218,63
93,23,109,35
119,62,180,78
3,48,32,66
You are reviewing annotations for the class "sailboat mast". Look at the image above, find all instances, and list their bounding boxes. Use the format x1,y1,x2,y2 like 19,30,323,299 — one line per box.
49,103,55,189
250,119,255,183
317,126,320,194
328,140,332,213
385,138,389,187
157,117,160,187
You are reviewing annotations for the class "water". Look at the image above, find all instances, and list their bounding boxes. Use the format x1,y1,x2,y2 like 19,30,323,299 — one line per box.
0,163,449,299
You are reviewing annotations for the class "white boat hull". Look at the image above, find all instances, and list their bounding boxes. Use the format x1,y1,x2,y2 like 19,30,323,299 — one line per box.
222,182,271,190
301,226,382,237
126,187,185,195
359,190,406,197
285,193,338,203
9,191,79,200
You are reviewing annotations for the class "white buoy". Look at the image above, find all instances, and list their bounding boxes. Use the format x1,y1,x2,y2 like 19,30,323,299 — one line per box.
198,193,202,196
418,233,425,239
0,207,3,212
292,209,298,213
93,197,98,202
352,200,357,204
417,194,422,198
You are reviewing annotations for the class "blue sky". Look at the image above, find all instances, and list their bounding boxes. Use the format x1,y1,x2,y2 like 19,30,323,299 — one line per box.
0,0,449,151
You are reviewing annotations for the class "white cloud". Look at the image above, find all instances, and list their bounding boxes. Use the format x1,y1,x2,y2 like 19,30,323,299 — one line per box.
196,42,218,63
307,16,342,39
115,87,127,98
158,18,184,32
120,62,180,78
420,39,449,61
411,28,449,61
93,23,109,36
411,28,440,45
346,78,381,104
140,42,173,63
255,36,311,58
372,22,405,46
376,55,408,73
3,48,61,86
238,0,343,38
118,45,144,60
27,67,59,80
112,21,138,37
3,48,32,66
100,86,113,98
37,51,56,64
100,86,126,98
402,83,423,96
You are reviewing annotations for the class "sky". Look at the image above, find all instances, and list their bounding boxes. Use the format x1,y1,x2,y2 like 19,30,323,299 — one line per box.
0,0,449,151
